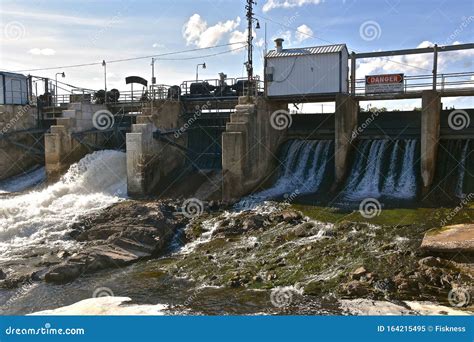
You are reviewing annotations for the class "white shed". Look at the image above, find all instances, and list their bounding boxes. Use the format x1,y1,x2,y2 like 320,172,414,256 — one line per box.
0,72,29,105
265,40,349,98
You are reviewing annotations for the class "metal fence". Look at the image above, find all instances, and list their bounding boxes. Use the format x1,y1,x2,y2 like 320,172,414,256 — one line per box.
353,71,474,96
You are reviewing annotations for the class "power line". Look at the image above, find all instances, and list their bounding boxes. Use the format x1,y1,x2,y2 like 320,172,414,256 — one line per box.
255,14,431,72
11,42,247,73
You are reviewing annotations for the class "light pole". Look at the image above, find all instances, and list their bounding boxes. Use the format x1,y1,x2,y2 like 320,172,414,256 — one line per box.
55,72,65,106
196,62,206,82
102,60,107,104
245,0,259,97
151,58,156,85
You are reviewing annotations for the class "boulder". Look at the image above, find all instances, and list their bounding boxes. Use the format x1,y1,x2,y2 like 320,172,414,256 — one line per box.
350,266,368,280
421,224,474,253
0,269,6,280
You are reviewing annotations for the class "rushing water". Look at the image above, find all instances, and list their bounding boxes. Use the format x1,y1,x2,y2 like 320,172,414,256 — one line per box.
0,150,127,261
238,140,334,209
434,139,473,199
0,166,45,194
342,139,419,201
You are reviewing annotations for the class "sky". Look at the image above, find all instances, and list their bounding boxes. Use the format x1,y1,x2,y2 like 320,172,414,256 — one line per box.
0,0,473,110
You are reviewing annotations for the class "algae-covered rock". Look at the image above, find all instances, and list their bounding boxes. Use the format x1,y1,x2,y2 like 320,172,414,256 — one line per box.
421,224,474,253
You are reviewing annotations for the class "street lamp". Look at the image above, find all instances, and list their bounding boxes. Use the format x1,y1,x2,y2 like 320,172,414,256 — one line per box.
102,60,107,104
196,62,206,82
151,58,156,85
55,72,65,106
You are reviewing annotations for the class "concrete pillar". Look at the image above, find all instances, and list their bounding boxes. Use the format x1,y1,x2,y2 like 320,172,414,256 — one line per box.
222,132,247,201
221,97,287,202
421,90,441,194
334,94,358,189
126,123,156,197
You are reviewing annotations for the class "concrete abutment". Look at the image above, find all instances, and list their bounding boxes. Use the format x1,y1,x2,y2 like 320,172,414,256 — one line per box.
420,90,441,195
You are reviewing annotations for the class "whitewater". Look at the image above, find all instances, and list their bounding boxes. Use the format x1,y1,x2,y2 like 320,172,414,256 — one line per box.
0,150,127,260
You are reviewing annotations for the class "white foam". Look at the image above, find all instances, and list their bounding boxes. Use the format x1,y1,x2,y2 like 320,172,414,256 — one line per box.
0,150,127,260
0,166,45,194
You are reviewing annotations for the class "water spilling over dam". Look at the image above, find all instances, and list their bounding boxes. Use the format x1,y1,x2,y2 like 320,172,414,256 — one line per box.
0,150,126,260
343,139,419,201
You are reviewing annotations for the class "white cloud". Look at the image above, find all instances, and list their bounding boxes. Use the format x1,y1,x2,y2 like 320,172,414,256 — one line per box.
263,0,324,12
28,48,56,56
295,24,313,43
2,10,118,27
183,14,241,48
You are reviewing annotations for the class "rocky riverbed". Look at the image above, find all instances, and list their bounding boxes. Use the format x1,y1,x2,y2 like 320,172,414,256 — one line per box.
1,198,473,315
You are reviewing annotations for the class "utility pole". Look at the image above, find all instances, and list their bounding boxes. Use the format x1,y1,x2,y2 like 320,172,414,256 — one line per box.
246,0,257,97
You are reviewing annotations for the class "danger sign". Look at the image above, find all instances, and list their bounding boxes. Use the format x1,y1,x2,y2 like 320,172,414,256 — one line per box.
365,73,404,94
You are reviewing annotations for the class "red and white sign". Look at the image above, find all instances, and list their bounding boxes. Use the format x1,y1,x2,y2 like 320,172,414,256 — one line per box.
365,73,404,94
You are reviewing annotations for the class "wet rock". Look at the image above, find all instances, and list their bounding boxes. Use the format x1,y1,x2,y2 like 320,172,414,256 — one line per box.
44,263,84,284
57,251,70,259
303,280,324,295
418,256,442,268
341,280,370,297
278,210,302,223
44,201,185,284
350,267,368,280
292,222,317,237
420,224,474,253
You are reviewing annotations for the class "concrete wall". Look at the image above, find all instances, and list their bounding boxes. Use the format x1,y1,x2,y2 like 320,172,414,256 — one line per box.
420,90,441,194
222,96,288,201
0,104,38,180
44,103,107,181
334,94,358,189
126,101,186,196
142,100,182,130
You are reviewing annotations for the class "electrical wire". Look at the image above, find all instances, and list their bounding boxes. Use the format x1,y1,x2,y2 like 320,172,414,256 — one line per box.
10,41,247,73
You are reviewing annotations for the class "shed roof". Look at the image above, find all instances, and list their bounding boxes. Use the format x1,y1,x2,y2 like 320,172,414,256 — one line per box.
266,44,347,58
0,71,27,78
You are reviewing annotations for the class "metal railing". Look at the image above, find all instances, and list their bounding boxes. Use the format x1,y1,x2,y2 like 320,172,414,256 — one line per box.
353,71,474,96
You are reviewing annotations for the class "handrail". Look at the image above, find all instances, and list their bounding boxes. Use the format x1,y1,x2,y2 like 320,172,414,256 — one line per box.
352,71,474,95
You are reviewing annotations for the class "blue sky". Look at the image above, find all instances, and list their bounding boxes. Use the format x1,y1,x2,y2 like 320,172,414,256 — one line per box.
1,0,473,109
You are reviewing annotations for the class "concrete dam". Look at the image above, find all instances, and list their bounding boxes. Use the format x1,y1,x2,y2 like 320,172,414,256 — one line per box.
1,42,473,207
